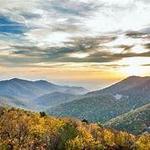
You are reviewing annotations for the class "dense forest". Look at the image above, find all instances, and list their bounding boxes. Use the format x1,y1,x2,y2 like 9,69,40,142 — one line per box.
0,107,149,150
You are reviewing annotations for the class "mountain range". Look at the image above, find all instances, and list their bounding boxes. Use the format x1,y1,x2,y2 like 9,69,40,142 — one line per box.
47,76,150,134
0,76,149,134
0,78,88,110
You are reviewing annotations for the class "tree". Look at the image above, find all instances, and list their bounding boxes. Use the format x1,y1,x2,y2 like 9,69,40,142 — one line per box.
39,112,46,117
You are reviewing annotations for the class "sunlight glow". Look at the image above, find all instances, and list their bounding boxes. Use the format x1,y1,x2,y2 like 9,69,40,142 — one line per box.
68,52,90,58
118,57,150,76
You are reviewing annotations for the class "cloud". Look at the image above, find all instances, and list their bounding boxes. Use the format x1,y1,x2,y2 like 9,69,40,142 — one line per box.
144,43,150,49
142,64,150,66
47,0,99,17
0,0,149,68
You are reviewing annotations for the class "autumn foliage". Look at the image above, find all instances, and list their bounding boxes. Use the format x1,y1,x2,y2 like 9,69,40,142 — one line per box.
0,107,149,150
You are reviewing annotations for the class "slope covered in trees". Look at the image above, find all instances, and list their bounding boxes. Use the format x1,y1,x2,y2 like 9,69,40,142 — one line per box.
104,103,150,135
48,76,150,123
0,107,149,150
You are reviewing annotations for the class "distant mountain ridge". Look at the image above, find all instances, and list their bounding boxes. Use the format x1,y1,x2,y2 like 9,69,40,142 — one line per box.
88,76,150,96
34,92,78,109
0,78,88,110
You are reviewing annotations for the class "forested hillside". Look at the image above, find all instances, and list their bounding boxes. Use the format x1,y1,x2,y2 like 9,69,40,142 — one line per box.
105,103,150,135
0,107,149,150
48,76,150,124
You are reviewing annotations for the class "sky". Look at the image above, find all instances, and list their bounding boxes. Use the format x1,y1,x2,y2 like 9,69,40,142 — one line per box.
0,0,150,90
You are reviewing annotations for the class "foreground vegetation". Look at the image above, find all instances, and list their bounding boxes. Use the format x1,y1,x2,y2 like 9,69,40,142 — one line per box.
0,107,149,150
